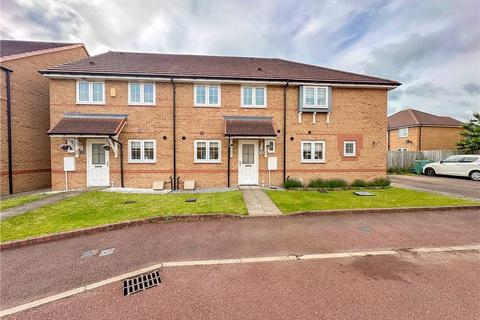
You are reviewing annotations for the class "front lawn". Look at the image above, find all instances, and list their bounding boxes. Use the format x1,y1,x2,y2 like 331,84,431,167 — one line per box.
0,191,247,242
266,187,480,214
1,193,51,211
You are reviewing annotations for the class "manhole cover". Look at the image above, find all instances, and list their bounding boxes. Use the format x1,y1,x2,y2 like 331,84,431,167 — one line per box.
123,270,161,296
124,200,136,204
353,191,375,196
99,248,115,256
185,198,197,202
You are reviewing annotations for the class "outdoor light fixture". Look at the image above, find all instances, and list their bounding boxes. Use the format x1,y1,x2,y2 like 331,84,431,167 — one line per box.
60,144,71,151
102,144,111,151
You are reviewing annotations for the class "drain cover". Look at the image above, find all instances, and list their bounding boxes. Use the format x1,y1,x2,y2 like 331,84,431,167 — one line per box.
99,248,115,256
80,249,99,258
185,198,197,202
123,270,161,296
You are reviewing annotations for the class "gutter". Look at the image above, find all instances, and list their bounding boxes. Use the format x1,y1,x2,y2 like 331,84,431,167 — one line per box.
1,66,14,194
170,78,177,190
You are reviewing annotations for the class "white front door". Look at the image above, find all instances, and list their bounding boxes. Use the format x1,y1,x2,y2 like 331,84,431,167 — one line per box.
87,139,110,187
238,140,258,185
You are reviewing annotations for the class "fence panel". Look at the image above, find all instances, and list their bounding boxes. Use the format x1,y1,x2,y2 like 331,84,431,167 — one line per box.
387,150,464,169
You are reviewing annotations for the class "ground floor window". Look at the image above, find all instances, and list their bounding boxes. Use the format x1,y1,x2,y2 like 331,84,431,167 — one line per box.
343,141,356,157
128,140,156,163
301,141,325,163
194,140,221,163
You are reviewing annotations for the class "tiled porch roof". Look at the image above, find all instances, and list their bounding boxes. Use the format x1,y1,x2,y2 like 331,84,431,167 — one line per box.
224,116,276,137
47,114,127,136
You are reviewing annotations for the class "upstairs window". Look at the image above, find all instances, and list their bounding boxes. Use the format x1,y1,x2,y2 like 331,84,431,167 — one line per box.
242,86,266,107
128,83,155,105
76,81,105,104
303,86,328,108
194,140,221,163
301,141,325,163
398,128,408,138
195,85,220,107
128,140,156,163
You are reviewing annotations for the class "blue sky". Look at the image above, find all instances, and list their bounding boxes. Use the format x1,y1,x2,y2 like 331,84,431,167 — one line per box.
1,0,478,120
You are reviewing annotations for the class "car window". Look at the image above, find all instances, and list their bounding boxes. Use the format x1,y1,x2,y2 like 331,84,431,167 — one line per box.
442,156,464,163
460,156,479,163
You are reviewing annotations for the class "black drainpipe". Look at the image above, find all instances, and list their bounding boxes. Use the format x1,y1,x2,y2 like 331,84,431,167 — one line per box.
170,79,177,190
227,138,231,187
109,137,124,187
418,126,422,151
2,66,14,194
283,81,289,184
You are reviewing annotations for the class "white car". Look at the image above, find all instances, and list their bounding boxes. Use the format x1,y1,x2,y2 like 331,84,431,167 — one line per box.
423,155,480,181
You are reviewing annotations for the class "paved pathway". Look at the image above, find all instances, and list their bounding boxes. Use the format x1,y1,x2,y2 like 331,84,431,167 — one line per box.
240,187,282,216
0,189,85,220
390,174,480,199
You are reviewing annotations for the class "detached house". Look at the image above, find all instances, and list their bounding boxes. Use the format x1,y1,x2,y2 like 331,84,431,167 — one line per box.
42,52,399,190
388,109,462,151
0,40,88,194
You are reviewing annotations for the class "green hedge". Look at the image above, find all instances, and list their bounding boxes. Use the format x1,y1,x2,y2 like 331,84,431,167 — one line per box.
284,178,303,189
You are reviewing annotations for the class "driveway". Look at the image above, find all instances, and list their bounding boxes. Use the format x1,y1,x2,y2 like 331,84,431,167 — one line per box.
390,174,480,199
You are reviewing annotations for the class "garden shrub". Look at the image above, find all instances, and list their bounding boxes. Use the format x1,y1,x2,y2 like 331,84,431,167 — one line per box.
350,179,367,187
284,178,303,189
367,177,391,187
308,178,348,188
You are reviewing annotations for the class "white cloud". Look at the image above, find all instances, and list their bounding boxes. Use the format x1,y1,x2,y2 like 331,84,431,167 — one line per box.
0,0,478,120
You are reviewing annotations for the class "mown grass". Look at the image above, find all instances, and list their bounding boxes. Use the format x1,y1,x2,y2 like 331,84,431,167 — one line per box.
1,193,51,211
266,187,479,214
0,191,247,242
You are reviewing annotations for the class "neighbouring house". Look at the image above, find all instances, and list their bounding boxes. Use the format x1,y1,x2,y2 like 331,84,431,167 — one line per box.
0,40,89,194
41,51,400,190
387,109,462,151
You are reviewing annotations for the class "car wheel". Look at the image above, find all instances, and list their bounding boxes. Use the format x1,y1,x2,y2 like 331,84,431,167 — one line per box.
424,167,436,176
470,170,480,181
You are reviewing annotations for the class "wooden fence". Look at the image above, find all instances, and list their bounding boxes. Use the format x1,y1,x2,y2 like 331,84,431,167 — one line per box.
387,150,476,169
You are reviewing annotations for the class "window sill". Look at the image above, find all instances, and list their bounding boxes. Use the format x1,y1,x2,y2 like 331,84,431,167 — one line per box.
343,154,356,157
194,160,222,164
127,161,157,164
194,105,221,108
241,105,267,109
76,102,106,105
128,103,156,107
301,160,326,164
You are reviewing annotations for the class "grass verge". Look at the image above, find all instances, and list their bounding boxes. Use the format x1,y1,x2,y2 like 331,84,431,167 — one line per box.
1,193,51,211
266,187,480,214
0,191,247,242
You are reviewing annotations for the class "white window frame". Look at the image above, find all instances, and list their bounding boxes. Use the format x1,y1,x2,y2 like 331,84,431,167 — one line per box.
76,80,105,104
343,141,356,157
241,86,267,108
128,82,156,105
194,84,221,107
301,141,325,163
128,139,156,163
397,148,408,151
398,127,408,138
194,140,222,163
303,86,328,108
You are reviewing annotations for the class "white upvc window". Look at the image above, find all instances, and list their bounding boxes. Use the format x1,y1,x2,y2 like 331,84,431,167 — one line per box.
128,140,156,163
398,127,408,138
397,148,408,151
128,83,156,105
343,141,356,157
303,86,328,108
76,81,105,104
194,84,221,107
301,141,325,163
241,86,267,108
194,140,221,163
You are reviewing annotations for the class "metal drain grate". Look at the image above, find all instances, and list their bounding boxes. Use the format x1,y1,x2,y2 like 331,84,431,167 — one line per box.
123,270,161,296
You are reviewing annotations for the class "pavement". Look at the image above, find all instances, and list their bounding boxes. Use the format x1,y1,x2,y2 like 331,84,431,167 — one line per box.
0,189,85,220
1,207,479,318
390,174,480,199
240,187,282,216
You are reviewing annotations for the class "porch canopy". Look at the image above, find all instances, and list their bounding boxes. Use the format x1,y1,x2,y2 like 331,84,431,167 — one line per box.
47,113,127,137
224,116,276,138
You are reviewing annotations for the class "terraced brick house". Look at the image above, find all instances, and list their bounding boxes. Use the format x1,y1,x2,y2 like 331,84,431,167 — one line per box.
1,40,89,194
388,109,462,151
42,52,400,190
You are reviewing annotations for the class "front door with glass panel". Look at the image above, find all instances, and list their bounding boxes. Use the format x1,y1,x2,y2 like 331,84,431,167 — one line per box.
238,140,258,185
87,140,110,187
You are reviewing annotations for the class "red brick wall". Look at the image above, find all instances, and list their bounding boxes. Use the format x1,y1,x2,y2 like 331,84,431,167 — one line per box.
49,80,388,190
0,46,88,194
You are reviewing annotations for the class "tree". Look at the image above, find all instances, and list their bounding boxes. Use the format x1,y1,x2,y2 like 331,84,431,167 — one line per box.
457,112,480,152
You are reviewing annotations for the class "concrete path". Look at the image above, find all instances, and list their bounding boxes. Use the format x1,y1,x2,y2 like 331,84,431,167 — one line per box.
0,190,85,221
240,187,282,216
390,174,480,199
